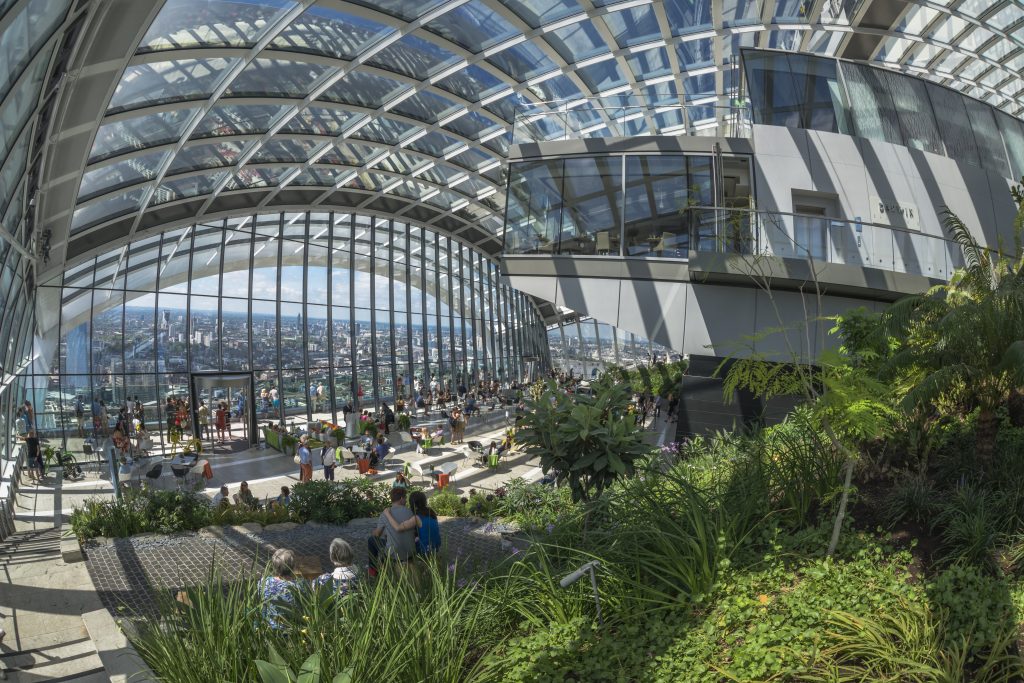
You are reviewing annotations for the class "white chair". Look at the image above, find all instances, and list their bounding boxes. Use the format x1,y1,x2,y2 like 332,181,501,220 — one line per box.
409,460,430,486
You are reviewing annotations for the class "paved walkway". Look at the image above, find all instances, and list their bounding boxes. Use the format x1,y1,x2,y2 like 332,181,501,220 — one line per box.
84,516,516,619
0,481,107,681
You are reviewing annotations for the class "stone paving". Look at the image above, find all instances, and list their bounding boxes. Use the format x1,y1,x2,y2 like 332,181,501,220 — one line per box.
84,516,515,618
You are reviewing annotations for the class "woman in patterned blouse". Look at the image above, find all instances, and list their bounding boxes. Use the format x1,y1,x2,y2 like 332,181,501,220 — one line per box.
314,538,358,595
259,548,298,630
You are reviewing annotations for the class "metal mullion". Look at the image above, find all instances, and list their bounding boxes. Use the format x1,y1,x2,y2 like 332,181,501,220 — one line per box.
216,220,227,371
404,226,412,392
433,233,443,386
467,252,477,383
301,211,312,422
246,214,256,404
274,212,285,424
387,219,397,404
183,223,195,410
458,250,468,386
369,217,379,408
326,211,336,423
153,244,165,442
348,214,357,410
488,262,498,380
444,237,456,388
419,230,429,383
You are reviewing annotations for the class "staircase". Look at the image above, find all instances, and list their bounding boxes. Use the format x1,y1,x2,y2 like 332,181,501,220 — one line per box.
0,528,107,681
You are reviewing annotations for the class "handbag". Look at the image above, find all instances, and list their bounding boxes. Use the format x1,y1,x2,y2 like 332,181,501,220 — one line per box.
293,455,301,465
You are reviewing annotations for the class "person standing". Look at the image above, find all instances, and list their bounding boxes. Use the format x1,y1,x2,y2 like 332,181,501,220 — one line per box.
215,402,227,442
197,401,209,439
74,396,85,438
22,400,34,434
22,430,42,482
99,400,109,437
321,443,337,481
297,435,313,482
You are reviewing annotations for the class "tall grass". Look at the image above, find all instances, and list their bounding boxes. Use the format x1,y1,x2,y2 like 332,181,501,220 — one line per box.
132,561,517,683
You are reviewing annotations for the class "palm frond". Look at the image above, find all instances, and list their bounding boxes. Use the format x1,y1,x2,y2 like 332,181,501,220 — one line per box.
942,207,992,291
902,363,970,411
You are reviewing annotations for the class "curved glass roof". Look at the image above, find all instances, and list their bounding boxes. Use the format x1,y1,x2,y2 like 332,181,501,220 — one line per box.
70,0,1024,253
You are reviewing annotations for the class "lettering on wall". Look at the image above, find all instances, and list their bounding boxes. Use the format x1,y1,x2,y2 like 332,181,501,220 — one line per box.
869,195,921,231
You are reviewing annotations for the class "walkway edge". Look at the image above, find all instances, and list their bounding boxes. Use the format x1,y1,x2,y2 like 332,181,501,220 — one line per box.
81,608,158,683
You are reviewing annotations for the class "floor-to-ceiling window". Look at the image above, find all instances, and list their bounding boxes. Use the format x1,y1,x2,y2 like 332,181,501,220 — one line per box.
35,211,549,446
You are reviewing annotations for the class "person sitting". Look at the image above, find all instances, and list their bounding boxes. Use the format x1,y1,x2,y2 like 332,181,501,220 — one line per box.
382,491,441,557
211,485,231,508
274,485,291,508
259,549,298,630
372,436,390,468
314,539,358,595
465,395,478,416
368,488,416,577
234,481,259,510
392,473,409,490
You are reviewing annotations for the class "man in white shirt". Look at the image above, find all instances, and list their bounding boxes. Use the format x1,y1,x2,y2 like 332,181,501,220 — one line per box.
211,485,230,507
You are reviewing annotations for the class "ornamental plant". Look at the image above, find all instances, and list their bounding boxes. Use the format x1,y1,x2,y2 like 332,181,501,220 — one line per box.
518,380,651,503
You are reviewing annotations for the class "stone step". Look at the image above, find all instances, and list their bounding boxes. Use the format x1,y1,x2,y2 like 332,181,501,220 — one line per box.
0,618,105,682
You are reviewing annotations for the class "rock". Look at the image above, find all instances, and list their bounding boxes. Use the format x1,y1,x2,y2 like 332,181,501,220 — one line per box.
263,522,299,533
239,522,263,533
198,526,224,539
60,536,84,563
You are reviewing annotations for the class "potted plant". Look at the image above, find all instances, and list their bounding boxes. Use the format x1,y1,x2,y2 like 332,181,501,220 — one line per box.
361,421,378,438
396,413,411,431
332,426,346,444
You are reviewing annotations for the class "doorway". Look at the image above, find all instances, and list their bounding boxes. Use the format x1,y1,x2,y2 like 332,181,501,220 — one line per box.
190,373,257,453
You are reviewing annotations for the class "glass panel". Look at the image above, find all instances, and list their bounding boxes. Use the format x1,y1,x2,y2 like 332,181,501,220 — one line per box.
78,150,169,201
151,171,226,205
271,6,391,60
0,0,69,102
367,33,460,81
108,58,239,112
602,5,661,47
90,108,198,163
71,188,146,234
138,0,295,52
221,296,249,371
190,295,220,371
225,58,332,98
318,71,406,109
250,138,321,164
842,62,902,145
423,0,519,51
926,82,980,167
963,97,1011,177
167,140,249,173
282,106,358,136
665,0,712,36
882,68,943,155
390,91,459,125
434,65,505,104
996,110,1024,181
192,103,289,139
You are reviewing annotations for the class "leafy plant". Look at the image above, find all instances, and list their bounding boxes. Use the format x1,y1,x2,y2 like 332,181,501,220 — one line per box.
255,647,352,683
880,191,1024,463
882,472,938,528
430,490,466,517
518,380,651,502
289,479,390,525
396,413,411,431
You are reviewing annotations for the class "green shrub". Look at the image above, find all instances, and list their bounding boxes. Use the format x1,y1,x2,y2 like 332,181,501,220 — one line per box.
497,479,576,532
881,471,938,527
289,479,390,525
932,483,1006,568
927,563,1018,661
396,413,411,431
430,490,465,517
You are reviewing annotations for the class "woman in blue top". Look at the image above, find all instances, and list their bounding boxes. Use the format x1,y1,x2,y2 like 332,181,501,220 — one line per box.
259,548,298,630
383,491,441,556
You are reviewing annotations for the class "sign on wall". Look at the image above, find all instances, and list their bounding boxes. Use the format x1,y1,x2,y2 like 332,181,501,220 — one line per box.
869,195,921,231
